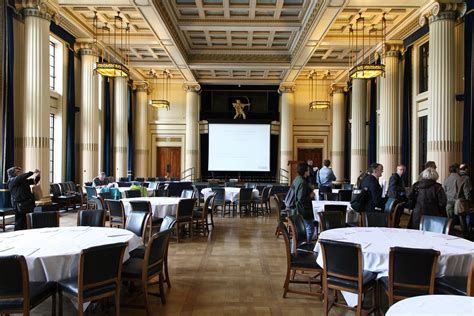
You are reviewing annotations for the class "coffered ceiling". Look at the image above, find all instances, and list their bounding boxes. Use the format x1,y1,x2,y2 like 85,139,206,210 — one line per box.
58,0,430,86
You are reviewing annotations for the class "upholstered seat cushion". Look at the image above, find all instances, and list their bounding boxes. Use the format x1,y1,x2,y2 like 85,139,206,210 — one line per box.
327,270,376,291
291,251,321,270
435,276,467,296
0,281,56,310
58,277,115,299
379,276,430,297
122,258,162,279
129,245,145,259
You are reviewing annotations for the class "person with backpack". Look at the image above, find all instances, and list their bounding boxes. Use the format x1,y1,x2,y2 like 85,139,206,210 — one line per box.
293,162,315,242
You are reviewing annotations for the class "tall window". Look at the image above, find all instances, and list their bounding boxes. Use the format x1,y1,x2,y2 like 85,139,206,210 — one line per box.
49,113,55,183
418,42,429,93
49,41,56,91
418,116,428,173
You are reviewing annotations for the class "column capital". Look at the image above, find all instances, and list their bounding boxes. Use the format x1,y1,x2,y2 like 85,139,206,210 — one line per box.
331,84,347,95
134,82,149,93
17,0,61,23
278,82,296,94
183,82,201,93
419,1,466,26
76,39,96,56
385,41,404,58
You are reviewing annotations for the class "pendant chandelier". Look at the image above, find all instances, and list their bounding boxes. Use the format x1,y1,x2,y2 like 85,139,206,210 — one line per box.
148,69,171,110
348,13,386,79
93,11,130,78
308,70,330,111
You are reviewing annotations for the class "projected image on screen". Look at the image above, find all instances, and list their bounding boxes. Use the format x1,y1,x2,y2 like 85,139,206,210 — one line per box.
208,124,270,172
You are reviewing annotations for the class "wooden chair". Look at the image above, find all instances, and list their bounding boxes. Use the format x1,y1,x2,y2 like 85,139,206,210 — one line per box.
125,190,141,198
272,194,287,238
174,198,197,242
288,214,316,252
211,188,230,217
160,216,177,288
436,257,474,296
126,211,150,241
193,194,214,236
379,246,440,307
129,200,161,241
105,199,126,228
77,209,105,227
419,215,453,235
26,211,60,229
0,255,57,315
122,230,171,315
236,188,254,217
254,186,272,215
58,242,127,316
278,221,322,298
319,211,345,232
319,239,378,316
362,212,390,227
338,189,353,202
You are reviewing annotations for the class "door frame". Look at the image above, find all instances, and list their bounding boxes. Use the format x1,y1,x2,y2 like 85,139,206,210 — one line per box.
150,134,184,178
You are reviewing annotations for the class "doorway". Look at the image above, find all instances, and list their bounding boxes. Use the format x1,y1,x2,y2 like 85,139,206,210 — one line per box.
156,147,181,179
297,148,323,168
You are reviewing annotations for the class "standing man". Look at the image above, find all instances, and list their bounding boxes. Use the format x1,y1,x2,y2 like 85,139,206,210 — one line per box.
7,167,40,230
306,160,315,187
388,164,407,202
360,163,385,212
316,159,336,200
293,162,315,242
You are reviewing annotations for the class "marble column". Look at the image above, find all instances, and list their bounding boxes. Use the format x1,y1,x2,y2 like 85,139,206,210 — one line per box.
20,2,59,198
78,42,99,184
331,87,345,182
184,83,201,181
279,83,295,184
379,43,402,183
133,82,149,178
114,77,128,179
420,1,465,181
350,78,368,185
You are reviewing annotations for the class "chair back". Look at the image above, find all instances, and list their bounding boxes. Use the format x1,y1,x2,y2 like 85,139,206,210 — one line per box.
319,239,361,281
105,199,126,226
338,189,353,202
212,188,226,206
0,255,28,302
261,186,272,202
144,230,171,277
180,189,194,198
419,215,452,234
325,192,339,201
129,200,152,214
363,212,390,227
288,214,308,253
154,188,169,197
238,188,254,204
323,204,348,215
125,190,141,198
99,191,112,200
77,210,105,227
125,211,149,239
89,196,105,209
176,198,196,220
389,247,440,296
85,186,97,199
278,221,293,267
119,177,129,182
26,212,59,229
160,216,177,232
319,211,345,231
147,177,157,182
342,183,354,190
80,242,127,290
135,177,145,182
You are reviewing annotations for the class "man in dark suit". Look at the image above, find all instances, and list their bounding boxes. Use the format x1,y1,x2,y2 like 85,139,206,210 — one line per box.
360,163,385,212
388,164,407,202
7,166,40,230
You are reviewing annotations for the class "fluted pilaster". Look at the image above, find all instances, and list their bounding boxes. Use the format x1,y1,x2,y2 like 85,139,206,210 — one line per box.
22,6,51,198
133,83,149,178
454,21,464,164
351,78,367,184
331,87,345,181
379,43,402,182
279,83,295,183
78,43,99,184
184,83,201,181
114,77,128,179
420,1,465,181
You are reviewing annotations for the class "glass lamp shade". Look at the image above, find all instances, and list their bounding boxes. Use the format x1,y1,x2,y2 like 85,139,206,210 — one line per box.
95,62,129,78
349,64,385,79
309,100,330,111
149,99,170,110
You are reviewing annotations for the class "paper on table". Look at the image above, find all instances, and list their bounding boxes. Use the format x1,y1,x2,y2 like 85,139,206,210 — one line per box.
0,246,14,252
106,233,130,237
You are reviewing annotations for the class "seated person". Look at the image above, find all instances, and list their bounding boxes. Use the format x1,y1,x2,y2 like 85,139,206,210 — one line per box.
92,172,110,187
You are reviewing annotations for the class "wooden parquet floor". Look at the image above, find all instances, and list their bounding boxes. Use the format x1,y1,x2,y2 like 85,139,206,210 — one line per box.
25,210,353,316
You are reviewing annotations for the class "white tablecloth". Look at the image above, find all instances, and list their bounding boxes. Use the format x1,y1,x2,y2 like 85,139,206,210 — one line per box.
313,189,340,200
0,227,142,282
386,295,474,316
315,227,474,307
121,197,182,219
312,200,356,223
201,187,259,202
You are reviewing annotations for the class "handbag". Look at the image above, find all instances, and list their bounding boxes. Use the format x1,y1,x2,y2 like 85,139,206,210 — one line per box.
454,182,471,215
31,184,43,201
350,187,369,213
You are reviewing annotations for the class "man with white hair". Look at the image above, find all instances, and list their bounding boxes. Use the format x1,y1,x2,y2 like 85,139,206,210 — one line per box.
92,172,109,187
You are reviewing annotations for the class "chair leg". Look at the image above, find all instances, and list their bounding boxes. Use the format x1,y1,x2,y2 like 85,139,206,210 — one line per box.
142,280,150,316
115,288,120,316
176,223,180,243
58,290,63,316
159,273,166,304
323,287,329,316
283,267,291,298
78,298,84,316
164,253,171,288
51,291,56,316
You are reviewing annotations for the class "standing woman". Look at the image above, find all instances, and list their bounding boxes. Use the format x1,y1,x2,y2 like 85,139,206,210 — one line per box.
407,167,447,229
7,167,40,230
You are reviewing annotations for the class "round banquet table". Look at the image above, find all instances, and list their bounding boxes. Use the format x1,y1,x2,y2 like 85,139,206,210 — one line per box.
121,196,182,219
0,227,142,282
386,295,474,316
201,187,259,202
315,227,474,307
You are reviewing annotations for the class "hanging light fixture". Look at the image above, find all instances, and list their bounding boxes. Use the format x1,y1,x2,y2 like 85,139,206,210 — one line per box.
348,12,386,79
93,11,130,78
308,70,330,111
148,69,171,110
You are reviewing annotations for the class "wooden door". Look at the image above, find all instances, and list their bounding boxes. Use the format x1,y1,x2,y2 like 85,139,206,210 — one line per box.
297,148,323,168
156,147,181,179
